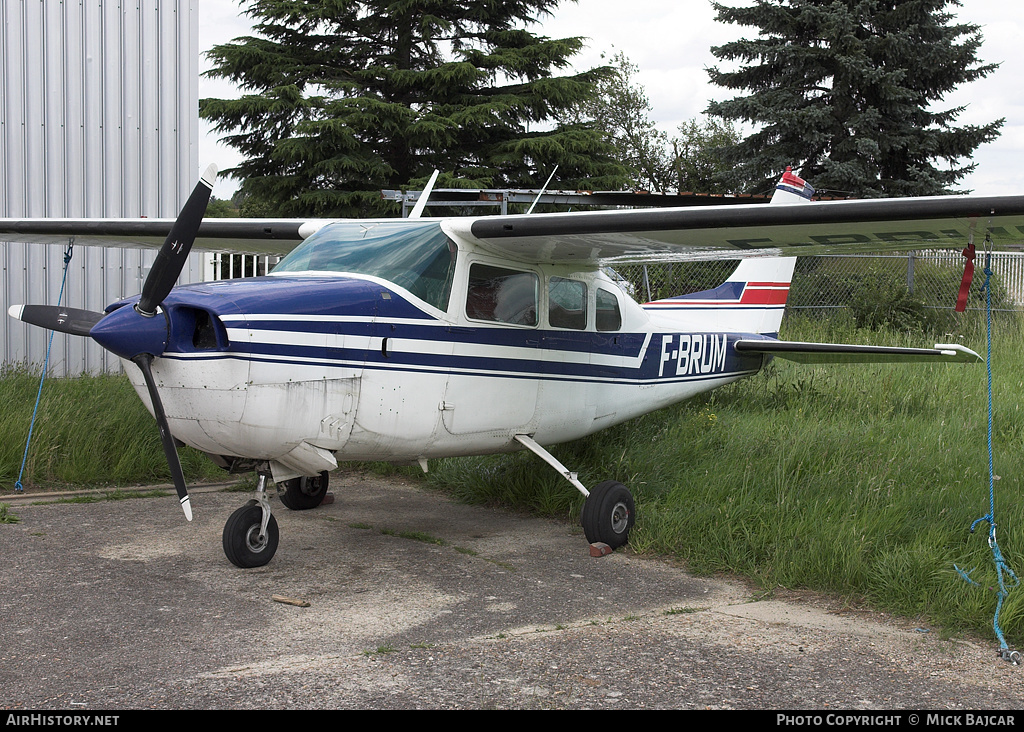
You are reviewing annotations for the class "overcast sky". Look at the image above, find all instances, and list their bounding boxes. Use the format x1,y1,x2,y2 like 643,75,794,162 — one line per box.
198,0,1024,200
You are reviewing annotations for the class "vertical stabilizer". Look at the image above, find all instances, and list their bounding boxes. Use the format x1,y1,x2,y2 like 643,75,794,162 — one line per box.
643,167,813,335
771,166,815,204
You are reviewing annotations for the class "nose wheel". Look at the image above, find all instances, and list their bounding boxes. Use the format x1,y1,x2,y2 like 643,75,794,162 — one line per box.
223,499,279,568
223,473,280,568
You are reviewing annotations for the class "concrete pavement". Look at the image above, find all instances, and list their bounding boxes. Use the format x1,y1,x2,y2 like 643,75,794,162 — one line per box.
1,472,1023,710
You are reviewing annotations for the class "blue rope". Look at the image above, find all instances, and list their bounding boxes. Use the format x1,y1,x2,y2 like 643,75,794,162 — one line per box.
14,242,75,492
955,255,1020,660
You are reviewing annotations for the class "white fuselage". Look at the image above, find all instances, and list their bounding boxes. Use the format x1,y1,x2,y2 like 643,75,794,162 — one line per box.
123,227,774,482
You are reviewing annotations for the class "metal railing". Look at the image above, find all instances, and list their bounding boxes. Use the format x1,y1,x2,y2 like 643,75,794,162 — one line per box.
208,253,281,280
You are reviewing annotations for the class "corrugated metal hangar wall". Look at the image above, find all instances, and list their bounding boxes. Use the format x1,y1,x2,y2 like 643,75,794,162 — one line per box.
1,0,203,375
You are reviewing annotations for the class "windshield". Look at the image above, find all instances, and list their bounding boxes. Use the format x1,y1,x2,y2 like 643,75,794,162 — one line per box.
273,220,458,311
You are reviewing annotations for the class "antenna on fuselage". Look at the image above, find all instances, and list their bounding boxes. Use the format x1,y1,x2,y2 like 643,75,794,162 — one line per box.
409,170,440,219
526,165,559,214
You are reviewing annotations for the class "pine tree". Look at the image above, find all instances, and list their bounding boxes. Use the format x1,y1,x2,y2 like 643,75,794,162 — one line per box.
705,0,1003,197
200,0,629,216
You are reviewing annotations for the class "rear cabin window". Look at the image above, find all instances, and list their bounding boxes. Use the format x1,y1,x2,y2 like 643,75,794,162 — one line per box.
466,263,538,326
548,277,587,330
596,287,622,331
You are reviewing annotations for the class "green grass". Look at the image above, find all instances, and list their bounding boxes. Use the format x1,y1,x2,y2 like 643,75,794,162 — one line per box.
0,366,224,490
3,310,1024,645
422,310,1024,644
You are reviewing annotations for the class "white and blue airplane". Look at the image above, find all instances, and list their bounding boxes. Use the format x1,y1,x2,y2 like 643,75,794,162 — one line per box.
5,166,1024,567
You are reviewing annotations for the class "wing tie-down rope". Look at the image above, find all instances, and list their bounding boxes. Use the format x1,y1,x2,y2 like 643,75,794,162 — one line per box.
954,242,1021,665
14,241,75,492
955,242,975,313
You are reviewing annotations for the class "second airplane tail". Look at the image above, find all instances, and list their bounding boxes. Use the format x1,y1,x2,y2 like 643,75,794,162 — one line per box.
641,167,813,335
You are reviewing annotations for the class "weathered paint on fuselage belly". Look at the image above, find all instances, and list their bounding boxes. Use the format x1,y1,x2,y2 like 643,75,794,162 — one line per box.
340,326,765,461
120,276,377,462
128,348,757,465
123,278,766,465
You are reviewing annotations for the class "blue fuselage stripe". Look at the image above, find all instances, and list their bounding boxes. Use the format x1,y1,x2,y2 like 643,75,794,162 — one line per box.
154,276,768,385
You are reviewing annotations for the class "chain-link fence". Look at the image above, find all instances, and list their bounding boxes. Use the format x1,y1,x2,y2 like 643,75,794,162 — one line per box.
218,248,1024,324
611,252,1024,318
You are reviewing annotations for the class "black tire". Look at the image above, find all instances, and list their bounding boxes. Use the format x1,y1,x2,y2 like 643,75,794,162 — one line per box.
223,500,279,568
279,471,329,510
581,480,635,548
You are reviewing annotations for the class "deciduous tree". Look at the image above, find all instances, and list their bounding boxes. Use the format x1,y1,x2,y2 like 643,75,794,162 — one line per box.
572,53,750,194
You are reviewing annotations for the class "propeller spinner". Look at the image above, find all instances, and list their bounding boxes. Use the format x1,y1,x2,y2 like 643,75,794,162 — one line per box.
8,164,218,521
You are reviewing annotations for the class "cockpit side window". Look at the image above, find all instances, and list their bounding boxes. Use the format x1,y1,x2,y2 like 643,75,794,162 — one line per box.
596,287,622,332
548,277,587,330
466,263,538,326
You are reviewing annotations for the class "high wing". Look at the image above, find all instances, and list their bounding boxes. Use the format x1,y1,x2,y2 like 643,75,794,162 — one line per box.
0,217,332,255
447,194,1024,263
3,193,1024,261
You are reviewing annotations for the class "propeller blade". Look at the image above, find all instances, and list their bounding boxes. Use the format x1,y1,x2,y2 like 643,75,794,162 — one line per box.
132,352,192,521
8,304,104,337
135,164,218,317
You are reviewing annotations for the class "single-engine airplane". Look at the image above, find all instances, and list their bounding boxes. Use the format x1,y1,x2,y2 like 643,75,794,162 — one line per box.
5,166,1024,567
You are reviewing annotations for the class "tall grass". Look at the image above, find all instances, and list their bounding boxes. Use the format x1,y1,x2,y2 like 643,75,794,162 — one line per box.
3,310,1023,643
425,310,1024,643
0,366,223,489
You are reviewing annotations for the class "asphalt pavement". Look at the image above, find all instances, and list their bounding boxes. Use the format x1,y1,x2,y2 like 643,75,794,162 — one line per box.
2,472,1024,711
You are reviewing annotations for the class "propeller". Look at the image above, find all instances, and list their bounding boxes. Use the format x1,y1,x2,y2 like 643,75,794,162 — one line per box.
133,352,192,521
137,164,218,317
7,164,218,521
7,305,104,337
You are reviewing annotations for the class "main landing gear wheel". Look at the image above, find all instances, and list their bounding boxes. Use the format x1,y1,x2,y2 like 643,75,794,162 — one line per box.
223,500,279,568
581,480,635,549
279,470,329,510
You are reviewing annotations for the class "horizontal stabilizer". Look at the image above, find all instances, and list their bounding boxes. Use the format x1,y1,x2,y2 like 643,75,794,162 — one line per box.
735,340,982,364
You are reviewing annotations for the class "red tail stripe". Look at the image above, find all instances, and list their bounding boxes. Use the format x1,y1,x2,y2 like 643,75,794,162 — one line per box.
647,281,792,306
740,288,790,305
